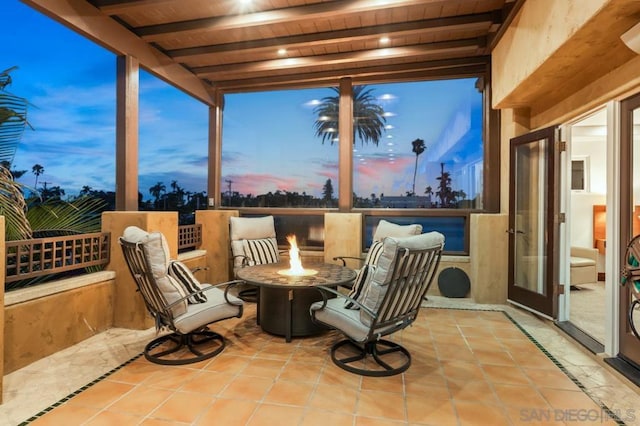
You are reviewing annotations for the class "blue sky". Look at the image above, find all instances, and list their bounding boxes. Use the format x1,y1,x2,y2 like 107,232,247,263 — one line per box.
3,1,482,202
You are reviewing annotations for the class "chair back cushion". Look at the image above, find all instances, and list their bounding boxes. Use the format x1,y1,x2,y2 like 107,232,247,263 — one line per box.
122,226,188,317
363,240,385,265
168,260,207,303
372,219,422,242
230,216,278,269
230,215,276,240
345,263,375,309
344,240,384,309
359,231,445,325
241,237,280,266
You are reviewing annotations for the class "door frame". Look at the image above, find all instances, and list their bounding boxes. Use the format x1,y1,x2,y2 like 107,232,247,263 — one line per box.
508,126,561,319
618,93,640,364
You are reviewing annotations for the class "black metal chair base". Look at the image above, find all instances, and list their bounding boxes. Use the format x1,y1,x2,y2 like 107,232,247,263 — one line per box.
238,285,258,303
330,339,411,376
144,329,225,365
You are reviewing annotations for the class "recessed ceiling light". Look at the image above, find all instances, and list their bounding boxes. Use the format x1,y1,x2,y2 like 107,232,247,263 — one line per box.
277,48,287,56
380,36,390,44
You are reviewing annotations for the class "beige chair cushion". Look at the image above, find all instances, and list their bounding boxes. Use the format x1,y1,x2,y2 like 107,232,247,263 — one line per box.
230,215,276,240
359,231,445,325
122,226,188,317
570,256,596,268
230,216,279,270
372,219,422,242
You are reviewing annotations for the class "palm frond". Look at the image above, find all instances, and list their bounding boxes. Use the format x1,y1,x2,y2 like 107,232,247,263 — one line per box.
0,67,31,165
0,165,32,240
26,196,107,234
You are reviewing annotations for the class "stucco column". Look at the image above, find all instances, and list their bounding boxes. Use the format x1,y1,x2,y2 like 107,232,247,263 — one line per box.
196,210,239,282
470,213,508,304
324,213,363,268
103,211,178,329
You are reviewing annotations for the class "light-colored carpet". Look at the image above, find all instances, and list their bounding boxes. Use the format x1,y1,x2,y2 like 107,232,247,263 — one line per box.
570,281,605,343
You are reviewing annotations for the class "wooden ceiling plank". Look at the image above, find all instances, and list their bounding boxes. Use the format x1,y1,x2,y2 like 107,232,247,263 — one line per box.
91,0,176,14
135,0,455,41
192,38,483,76
168,12,498,59
215,63,488,92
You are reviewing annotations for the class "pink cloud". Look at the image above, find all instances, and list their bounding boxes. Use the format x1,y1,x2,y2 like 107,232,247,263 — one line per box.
224,173,316,196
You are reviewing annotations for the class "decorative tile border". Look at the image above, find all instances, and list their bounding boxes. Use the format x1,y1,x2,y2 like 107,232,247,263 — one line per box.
428,305,626,426
18,352,144,425
501,310,626,425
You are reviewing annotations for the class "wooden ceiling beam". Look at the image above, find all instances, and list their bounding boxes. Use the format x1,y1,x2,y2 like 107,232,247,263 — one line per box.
22,0,216,105
193,38,484,77
90,0,178,14
216,63,488,92
134,0,453,41
168,12,500,59
90,0,176,13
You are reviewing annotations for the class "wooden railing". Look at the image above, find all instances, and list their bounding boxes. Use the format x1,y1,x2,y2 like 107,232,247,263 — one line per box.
5,232,110,283
178,224,202,251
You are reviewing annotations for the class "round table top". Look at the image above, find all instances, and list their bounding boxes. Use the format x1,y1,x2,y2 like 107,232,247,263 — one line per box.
236,261,356,289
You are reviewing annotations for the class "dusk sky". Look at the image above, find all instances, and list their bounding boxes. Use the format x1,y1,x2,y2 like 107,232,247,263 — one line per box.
3,1,482,202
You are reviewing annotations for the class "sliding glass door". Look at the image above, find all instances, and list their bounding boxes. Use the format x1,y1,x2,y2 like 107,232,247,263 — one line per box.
508,127,561,318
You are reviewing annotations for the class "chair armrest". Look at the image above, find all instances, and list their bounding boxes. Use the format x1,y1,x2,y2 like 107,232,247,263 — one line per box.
233,254,252,267
164,279,245,312
333,255,365,267
311,285,377,318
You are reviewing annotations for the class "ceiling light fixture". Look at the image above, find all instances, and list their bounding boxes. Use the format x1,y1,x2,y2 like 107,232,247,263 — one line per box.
621,22,640,54
277,48,287,56
380,36,390,44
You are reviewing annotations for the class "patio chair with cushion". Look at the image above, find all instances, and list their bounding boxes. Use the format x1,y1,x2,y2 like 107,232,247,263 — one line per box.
310,231,444,376
119,226,244,365
333,219,423,268
230,215,282,302
333,219,423,296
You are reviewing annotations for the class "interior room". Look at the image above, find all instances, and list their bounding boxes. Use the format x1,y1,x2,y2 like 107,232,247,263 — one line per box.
567,108,608,345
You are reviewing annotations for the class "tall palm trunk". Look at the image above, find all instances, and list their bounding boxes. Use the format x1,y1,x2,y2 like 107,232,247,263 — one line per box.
412,155,418,195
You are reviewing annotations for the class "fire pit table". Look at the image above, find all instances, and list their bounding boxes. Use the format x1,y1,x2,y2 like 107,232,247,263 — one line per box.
236,261,356,342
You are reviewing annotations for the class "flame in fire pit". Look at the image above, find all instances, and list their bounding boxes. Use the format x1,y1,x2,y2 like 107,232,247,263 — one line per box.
278,235,318,276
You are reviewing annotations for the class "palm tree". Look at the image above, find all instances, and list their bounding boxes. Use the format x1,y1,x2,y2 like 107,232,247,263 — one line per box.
0,164,31,240
435,163,455,207
0,67,31,165
149,182,166,206
79,185,93,196
0,68,105,246
32,163,44,188
313,85,386,146
410,138,425,196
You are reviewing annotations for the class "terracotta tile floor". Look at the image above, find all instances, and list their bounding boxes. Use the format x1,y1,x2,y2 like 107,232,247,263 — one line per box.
5,299,640,425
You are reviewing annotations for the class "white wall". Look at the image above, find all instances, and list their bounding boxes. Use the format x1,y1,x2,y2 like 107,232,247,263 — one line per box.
570,125,606,273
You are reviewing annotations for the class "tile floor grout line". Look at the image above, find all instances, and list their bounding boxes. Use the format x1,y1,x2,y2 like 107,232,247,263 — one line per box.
14,305,635,426
427,305,628,425
500,309,627,426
